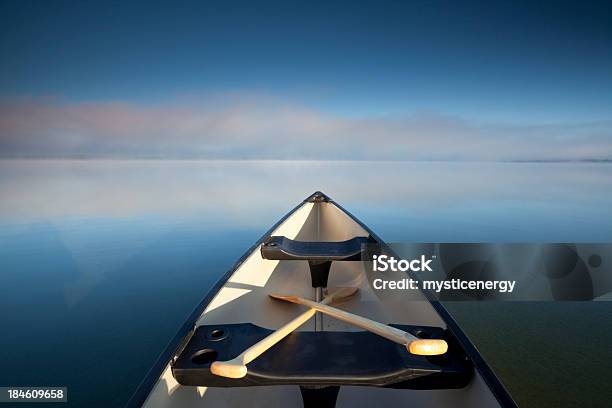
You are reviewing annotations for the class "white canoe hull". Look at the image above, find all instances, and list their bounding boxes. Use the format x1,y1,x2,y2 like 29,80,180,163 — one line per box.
131,192,514,408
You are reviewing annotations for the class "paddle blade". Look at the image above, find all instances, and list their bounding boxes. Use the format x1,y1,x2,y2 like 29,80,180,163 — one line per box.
408,339,448,356
268,293,300,303
210,361,248,379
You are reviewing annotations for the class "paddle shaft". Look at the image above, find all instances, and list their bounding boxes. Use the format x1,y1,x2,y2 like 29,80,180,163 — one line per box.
240,294,334,365
278,296,416,346
210,287,357,378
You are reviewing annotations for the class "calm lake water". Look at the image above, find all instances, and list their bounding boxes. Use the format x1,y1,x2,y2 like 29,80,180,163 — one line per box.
1,160,611,407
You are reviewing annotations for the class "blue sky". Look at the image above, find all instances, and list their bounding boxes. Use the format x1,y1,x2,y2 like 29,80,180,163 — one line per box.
0,0,611,159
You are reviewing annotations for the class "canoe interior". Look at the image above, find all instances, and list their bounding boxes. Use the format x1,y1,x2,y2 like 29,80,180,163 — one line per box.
141,198,502,407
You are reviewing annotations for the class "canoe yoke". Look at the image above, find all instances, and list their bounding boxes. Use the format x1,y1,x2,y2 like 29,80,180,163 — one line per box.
261,236,376,288
172,323,473,389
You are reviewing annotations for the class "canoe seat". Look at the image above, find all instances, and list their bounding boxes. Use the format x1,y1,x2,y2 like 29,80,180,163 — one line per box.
261,236,372,261
172,323,473,389
261,236,376,287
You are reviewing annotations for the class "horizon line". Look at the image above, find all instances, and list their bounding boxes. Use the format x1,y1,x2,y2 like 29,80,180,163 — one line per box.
1,156,611,164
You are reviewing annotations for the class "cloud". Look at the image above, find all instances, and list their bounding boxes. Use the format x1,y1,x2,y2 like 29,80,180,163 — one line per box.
0,96,611,160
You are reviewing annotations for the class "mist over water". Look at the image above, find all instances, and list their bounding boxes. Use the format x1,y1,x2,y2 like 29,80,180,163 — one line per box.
2,159,611,239
1,159,611,407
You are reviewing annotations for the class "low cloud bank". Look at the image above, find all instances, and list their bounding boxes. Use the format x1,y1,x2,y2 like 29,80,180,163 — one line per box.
1,97,611,161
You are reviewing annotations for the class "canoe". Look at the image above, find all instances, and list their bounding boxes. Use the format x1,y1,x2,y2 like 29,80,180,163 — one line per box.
129,192,516,407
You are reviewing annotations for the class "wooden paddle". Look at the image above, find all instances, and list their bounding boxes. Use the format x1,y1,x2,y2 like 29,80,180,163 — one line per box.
210,287,358,379
269,293,448,356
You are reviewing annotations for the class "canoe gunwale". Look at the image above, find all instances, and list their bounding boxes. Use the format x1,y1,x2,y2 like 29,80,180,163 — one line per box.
126,197,309,407
127,191,517,408
330,196,518,408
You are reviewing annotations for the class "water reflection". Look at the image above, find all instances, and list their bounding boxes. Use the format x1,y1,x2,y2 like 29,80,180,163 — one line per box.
1,159,611,240
0,159,611,407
